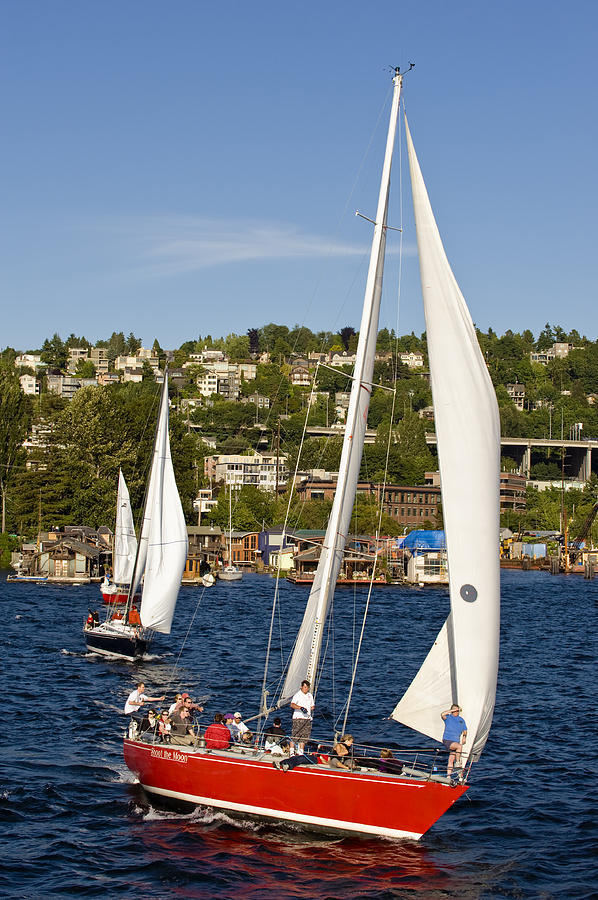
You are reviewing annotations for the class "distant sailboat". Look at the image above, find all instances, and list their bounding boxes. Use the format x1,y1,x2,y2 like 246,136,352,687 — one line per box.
100,470,137,604
85,373,189,659
218,486,243,581
124,69,500,838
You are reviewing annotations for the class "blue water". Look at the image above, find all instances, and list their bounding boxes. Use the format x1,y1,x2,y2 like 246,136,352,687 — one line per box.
1,569,596,898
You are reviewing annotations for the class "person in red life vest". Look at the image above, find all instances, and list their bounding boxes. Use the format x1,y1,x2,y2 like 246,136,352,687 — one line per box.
128,605,141,625
203,712,231,750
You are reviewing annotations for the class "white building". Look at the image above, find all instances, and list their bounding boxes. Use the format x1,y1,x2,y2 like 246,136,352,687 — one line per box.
19,373,39,395
14,353,43,369
204,451,288,491
399,351,424,368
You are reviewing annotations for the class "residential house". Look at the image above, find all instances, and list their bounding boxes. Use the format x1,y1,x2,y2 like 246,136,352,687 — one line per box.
47,374,96,400
192,488,218,523
11,525,110,583
67,347,89,373
241,392,270,410
506,383,526,410
228,531,260,567
399,351,424,368
204,451,288,491
329,351,357,368
14,353,43,369
530,342,573,365
90,347,109,374
290,361,311,387
19,373,39,395
183,525,222,581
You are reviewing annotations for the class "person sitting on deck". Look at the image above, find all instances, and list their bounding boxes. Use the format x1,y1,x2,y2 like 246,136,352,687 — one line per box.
224,712,240,742
138,709,159,736
170,706,197,746
441,704,467,775
240,730,255,747
233,712,249,738
204,713,231,750
158,711,171,742
329,734,354,770
264,717,287,753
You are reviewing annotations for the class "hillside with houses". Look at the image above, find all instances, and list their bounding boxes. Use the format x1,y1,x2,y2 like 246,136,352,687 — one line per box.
2,321,598,573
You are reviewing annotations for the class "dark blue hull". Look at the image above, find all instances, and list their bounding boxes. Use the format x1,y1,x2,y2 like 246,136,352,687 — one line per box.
84,628,147,660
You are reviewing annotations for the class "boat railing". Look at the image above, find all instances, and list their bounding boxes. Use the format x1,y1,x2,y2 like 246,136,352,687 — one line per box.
127,716,462,783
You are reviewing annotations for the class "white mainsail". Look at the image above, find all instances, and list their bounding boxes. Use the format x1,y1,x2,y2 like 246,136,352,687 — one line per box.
391,117,501,760
279,70,403,705
112,469,137,586
130,374,188,634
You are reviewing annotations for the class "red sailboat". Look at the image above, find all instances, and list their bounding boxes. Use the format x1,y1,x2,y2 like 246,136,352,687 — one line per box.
124,68,501,839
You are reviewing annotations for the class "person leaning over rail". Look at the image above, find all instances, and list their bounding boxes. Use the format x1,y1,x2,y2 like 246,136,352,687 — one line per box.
124,682,165,715
441,704,467,775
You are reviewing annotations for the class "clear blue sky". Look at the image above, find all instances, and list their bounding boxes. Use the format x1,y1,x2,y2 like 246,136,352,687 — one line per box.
1,0,596,352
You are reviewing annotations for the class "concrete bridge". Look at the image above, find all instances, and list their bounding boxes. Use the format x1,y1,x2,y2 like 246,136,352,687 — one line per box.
305,427,598,483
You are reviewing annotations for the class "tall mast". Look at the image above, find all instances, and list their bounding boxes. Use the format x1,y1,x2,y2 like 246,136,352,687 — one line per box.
280,70,403,701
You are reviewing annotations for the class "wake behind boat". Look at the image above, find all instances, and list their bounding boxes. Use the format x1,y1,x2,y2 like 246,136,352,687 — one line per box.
85,372,188,660
124,68,500,838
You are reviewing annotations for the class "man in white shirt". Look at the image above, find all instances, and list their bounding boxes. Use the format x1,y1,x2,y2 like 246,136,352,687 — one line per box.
124,682,165,715
290,680,315,754
233,712,249,737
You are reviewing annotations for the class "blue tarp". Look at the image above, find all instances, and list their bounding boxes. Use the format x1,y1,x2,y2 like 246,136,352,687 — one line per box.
402,530,446,552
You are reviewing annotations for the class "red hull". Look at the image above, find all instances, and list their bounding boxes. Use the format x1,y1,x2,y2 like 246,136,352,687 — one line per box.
124,739,467,840
101,589,128,605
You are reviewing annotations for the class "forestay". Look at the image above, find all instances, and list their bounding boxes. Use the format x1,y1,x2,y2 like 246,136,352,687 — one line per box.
391,118,501,760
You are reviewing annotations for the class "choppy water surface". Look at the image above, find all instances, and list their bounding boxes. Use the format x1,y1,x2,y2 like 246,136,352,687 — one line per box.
1,569,596,898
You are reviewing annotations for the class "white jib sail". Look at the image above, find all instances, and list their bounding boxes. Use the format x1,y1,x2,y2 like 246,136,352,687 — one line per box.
112,469,137,585
138,374,188,633
391,118,501,760
280,71,403,705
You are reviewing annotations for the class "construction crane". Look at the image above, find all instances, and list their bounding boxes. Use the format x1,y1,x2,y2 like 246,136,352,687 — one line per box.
569,500,598,563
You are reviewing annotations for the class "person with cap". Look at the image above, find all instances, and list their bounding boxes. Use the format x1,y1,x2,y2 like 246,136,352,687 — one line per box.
233,712,249,738
224,713,240,742
170,692,204,721
124,682,165,715
441,704,467,775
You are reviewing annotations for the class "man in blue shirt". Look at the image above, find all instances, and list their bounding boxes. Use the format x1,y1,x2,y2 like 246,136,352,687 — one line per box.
441,704,467,775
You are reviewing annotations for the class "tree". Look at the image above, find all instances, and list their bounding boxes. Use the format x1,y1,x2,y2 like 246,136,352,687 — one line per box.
0,369,29,531
75,359,96,378
126,333,142,354
339,326,356,352
247,328,260,356
40,333,67,370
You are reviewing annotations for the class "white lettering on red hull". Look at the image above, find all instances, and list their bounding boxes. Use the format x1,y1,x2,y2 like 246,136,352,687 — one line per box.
150,747,188,763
